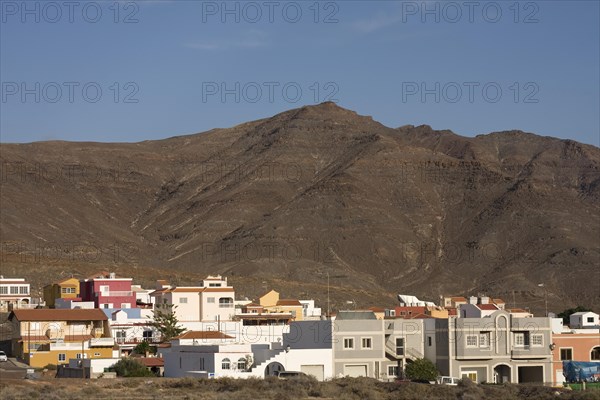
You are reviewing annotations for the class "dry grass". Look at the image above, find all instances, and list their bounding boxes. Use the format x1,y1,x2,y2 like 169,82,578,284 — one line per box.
0,376,597,400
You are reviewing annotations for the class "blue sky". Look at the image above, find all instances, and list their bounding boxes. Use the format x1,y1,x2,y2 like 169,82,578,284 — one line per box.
1,0,599,146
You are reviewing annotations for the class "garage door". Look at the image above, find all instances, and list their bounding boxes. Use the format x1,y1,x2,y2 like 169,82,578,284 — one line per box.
344,365,367,378
518,366,543,383
301,365,324,381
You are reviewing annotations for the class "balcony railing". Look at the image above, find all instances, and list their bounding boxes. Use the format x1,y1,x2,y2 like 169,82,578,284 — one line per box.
89,337,115,347
96,291,133,297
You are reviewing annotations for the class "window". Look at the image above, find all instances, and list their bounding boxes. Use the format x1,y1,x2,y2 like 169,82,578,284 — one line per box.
76,353,86,359
479,332,490,348
179,297,188,304
560,348,573,361
19,286,28,294
591,347,600,360
30,322,40,330
395,338,404,356
428,336,432,347
219,298,233,308
361,338,372,349
343,338,354,350
514,332,529,347
94,352,100,357
207,297,215,303
466,335,478,347
58,353,66,362
143,331,153,340
99,285,109,293
0,286,7,294
462,371,477,382
120,303,131,309
10,286,18,294
531,334,543,347
61,287,76,294
388,365,399,377
209,283,221,287
28,343,41,351
237,357,247,370
221,358,230,370
587,317,595,323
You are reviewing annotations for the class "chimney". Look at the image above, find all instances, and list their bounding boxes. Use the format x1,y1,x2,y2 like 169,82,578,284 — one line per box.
469,296,478,305
480,296,489,304
109,272,116,279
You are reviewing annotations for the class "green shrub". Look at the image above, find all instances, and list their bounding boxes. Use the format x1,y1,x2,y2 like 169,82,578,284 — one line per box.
405,358,438,382
111,357,155,377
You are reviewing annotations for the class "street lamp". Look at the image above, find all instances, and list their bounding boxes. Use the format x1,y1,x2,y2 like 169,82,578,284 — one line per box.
537,283,548,317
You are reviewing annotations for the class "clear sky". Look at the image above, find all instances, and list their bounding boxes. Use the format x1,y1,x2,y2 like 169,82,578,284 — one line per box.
1,0,599,146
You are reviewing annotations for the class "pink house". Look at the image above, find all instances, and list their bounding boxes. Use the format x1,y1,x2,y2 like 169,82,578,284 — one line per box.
80,272,136,309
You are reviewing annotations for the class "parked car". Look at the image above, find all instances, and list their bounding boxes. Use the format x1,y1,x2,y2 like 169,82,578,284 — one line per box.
0,351,8,362
275,371,307,379
436,376,460,385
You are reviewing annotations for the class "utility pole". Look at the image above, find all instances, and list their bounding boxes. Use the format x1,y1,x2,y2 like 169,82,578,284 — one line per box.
327,272,330,318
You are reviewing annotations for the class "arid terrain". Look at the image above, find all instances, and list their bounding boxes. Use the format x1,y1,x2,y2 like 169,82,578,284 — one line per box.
1,103,599,312
1,376,597,400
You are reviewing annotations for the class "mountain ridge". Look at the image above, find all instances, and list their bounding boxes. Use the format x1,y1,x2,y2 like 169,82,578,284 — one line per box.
1,102,598,313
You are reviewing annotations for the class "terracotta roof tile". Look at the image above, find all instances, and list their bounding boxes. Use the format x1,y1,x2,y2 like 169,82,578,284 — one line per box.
137,357,164,367
477,304,499,310
9,309,108,322
276,299,302,306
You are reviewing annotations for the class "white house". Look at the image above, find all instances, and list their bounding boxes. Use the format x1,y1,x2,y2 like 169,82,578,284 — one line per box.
570,311,600,329
163,321,334,381
0,277,31,311
105,308,157,353
299,300,322,320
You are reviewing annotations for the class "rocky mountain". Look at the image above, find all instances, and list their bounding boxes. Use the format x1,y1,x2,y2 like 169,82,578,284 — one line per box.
1,102,598,313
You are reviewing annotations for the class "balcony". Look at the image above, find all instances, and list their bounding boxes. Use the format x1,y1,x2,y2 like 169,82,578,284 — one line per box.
89,337,115,347
511,345,550,359
96,291,133,297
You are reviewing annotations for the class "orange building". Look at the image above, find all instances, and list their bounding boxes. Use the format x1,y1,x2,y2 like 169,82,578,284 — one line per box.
551,316,600,385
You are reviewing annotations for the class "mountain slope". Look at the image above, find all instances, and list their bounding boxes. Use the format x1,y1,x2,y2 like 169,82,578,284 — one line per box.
1,102,598,312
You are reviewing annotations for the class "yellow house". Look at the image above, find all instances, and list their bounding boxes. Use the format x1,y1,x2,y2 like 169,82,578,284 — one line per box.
258,290,303,321
8,309,114,368
258,290,279,307
43,277,80,308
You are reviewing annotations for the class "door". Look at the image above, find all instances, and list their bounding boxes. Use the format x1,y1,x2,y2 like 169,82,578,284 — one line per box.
301,365,324,381
344,365,367,378
556,370,565,385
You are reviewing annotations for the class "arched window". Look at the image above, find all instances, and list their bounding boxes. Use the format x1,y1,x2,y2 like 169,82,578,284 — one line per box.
592,346,600,361
222,358,231,370
237,357,247,370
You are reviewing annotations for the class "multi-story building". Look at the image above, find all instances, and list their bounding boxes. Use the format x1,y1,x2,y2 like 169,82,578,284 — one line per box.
258,290,306,321
163,320,334,380
551,312,600,385
0,277,31,311
332,311,424,380
424,310,553,384
79,272,137,309
43,277,80,308
150,275,235,323
7,309,114,367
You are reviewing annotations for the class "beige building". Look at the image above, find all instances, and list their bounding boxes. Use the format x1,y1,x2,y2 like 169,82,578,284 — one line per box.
7,309,114,367
258,290,304,321
150,275,235,322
